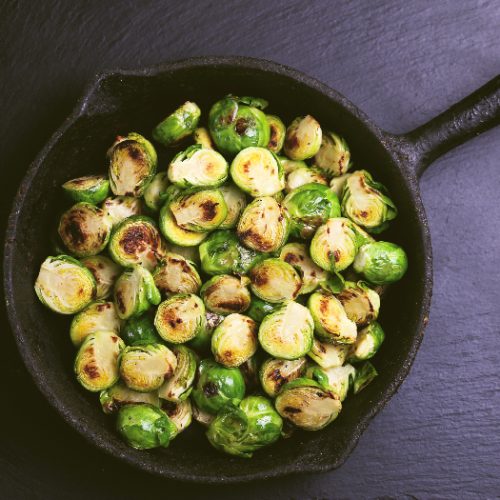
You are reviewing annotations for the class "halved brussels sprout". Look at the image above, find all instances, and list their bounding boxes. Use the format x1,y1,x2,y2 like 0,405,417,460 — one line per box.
307,338,350,368
230,147,284,197
245,296,280,323
152,101,201,147
62,175,110,204
275,378,341,431
113,265,161,320
100,380,160,414
258,301,314,359
348,321,385,363
116,403,176,450
335,280,380,327
153,252,201,298
200,275,251,315
208,96,270,156
109,216,165,271
237,197,289,253
159,203,208,247
353,361,378,394
158,345,197,402
249,258,302,303
143,172,169,211
283,183,341,239
310,217,359,272
279,243,328,294
194,127,214,149
266,115,286,154
34,255,96,314
168,144,228,188
81,255,121,299
259,357,307,397
218,183,247,229
108,132,157,197
341,170,397,232
285,166,328,193
278,156,308,174
284,115,322,160
120,344,177,392
58,202,113,257
306,364,356,401
188,311,224,353
206,396,282,458
161,399,193,436
70,300,121,347
75,330,124,392
308,291,357,344
330,173,352,198
154,293,206,343
191,359,246,414
102,196,143,226
211,313,258,367
314,131,351,178
121,313,163,346
353,241,408,284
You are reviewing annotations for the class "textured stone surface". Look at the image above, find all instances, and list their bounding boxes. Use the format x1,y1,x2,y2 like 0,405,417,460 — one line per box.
1,0,499,498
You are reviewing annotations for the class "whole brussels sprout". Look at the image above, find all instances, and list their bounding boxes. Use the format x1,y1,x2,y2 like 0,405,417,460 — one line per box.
330,173,352,198
121,313,163,346
336,281,380,327
159,203,208,247
266,115,286,153
191,359,246,414
353,241,408,284
278,156,308,174
258,301,314,359
284,115,322,160
108,132,157,197
34,255,96,314
62,175,110,204
153,252,201,298
194,127,214,149
206,396,282,458
314,131,351,178
306,364,356,401
200,274,251,315
81,255,121,300
102,196,143,226
211,313,258,367
285,166,328,193
152,101,201,147
58,202,113,257
348,321,385,363
75,330,124,392
307,338,350,368
208,95,270,156
119,344,177,392
188,311,224,353
143,171,169,211
158,345,197,402
283,183,341,239
245,296,280,323
259,357,307,397
99,380,160,414
353,361,378,394
161,399,193,436
218,183,247,229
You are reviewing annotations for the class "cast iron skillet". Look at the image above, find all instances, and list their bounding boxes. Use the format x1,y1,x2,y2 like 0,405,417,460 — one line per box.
4,57,500,483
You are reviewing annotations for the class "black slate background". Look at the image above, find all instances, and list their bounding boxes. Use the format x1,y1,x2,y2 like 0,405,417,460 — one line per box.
1,1,499,498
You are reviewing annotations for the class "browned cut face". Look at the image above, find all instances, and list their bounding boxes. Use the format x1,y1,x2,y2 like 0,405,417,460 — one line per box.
200,200,219,221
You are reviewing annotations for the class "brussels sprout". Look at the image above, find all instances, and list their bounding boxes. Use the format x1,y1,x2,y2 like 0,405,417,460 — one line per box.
62,175,110,204
113,265,161,320
199,230,265,276
353,241,408,284
266,115,286,153
218,183,247,229
259,357,307,397
330,173,352,198
348,321,385,363
230,147,284,197
192,404,215,427
158,345,197,402
121,313,163,346
100,380,160,414
154,294,206,343
245,296,280,323
353,361,378,394
70,300,121,347
81,255,121,299
108,216,165,271
308,291,357,344
278,156,308,174
285,166,328,193
166,243,200,264
258,301,314,359
211,313,258,367
159,203,208,247
314,131,351,178
116,403,176,450
102,196,143,226
208,96,270,156
58,202,113,257
143,172,169,211
341,170,397,232
310,217,359,272
153,252,201,298
284,115,322,160
161,399,193,436
108,132,157,197
168,144,228,188
153,101,201,147
336,281,380,327
249,258,302,303
34,255,96,314
352,223,376,247
307,338,350,368
120,344,177,392
275,378,341,431
237,197,289,253
194,127,214,149
206,396,282,458
201,275,251,315
279,243,328,294
75,330,124,392
283,184,341,239
188,311,224,353
306,364,356,401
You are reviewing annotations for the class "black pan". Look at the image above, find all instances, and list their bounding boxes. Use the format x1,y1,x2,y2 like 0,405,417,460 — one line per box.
4,57,500,483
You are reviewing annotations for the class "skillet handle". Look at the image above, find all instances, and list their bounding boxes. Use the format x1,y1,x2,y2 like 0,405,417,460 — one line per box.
394,75,500,179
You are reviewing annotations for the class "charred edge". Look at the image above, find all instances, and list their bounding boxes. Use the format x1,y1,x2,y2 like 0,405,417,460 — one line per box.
115,290,126,314
283,406,301,414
